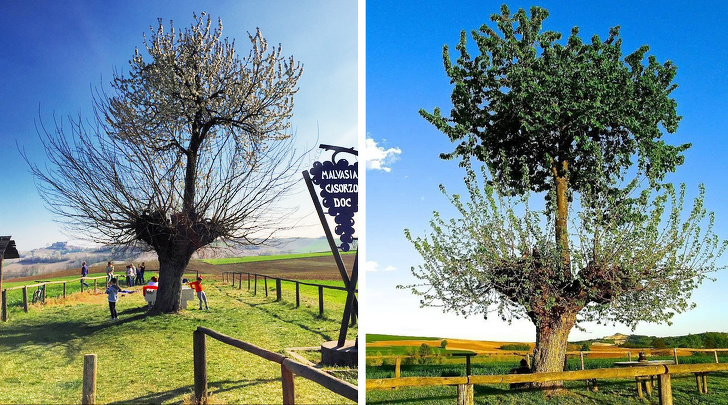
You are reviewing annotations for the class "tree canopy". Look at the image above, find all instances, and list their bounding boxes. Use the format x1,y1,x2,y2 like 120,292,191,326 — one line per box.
25,13,305,313
410,5,725,379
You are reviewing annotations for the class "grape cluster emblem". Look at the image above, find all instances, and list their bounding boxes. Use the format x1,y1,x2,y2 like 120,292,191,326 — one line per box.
309,159,358,251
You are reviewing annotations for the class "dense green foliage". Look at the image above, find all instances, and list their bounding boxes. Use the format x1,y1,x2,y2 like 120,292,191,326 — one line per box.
408,4,726,376
620,332,728,349
500,343,531,351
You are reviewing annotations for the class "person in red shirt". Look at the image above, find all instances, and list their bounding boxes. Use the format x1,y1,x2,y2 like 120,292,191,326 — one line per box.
189,276,209,310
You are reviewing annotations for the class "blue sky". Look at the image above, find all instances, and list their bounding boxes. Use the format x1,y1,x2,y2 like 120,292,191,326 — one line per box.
0,1,358,250
365,0,728,341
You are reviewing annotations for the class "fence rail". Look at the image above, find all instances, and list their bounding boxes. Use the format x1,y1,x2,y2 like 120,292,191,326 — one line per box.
366,362,728,405
2,276,107,322
194,326,357,404
221,271,357,319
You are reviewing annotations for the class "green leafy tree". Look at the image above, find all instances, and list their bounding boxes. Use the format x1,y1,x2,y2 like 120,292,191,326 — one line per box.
409,5,726,385
25,13,304,313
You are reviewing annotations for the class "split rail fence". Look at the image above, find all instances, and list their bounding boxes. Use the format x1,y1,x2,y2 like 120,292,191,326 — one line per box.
368,348,728,378
366,362,728,405
193,326,357,404
1,276,107,321
221,271,357,321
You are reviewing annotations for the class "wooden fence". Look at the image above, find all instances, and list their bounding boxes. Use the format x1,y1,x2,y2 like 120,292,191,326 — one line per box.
221,271,357,320
1,276,107,321
367,348,728,377
193,326,357,404
366,362,728,405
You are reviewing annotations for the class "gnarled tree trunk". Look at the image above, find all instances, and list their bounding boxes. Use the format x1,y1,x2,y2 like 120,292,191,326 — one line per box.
531,308,579,388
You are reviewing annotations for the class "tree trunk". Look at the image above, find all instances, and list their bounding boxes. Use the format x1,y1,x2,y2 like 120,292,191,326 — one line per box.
150,251,193,314
553,160,571,276
531,309,578,388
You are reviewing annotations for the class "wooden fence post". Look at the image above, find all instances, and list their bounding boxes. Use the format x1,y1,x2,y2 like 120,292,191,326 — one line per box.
264,276,268,297
295,282,300,308
456,383,474,405
254,275,257,296
281,363,295,405
82,354,97,405
22,286,28,312
715,351,719,364
238,274,242,290
580,351,588,388
628,351,632,361
63,282,67,298
276,279,282,302
193,329,208,403
318,286,324,316
658,373,673,405
395,356,401,378
247,273,250,290
2,289,7,321
673,348,679,365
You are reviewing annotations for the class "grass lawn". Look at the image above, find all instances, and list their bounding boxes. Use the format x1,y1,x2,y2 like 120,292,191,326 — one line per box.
0,278,357,404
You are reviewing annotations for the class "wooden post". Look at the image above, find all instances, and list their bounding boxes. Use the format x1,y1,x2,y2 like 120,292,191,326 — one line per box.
702,373,708,394
295,282,300,308
628,351,632,361
63,282,67,298
581,351,588,388
2,289,7,322
247,273,250,290
264,276,268,297
714,350,719,364
254,275,258,296
465,355,472,376
456,384,474,405
658,373,673,405
395,356,401,378
82,354,97,405
318,286,324,316
673,348,679,365
193,329,208,403
238,274,242,290
281,363,295,405
276,279,282,302
22,286,28,312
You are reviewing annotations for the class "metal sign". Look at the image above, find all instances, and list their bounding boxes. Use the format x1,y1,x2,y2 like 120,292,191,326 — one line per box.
309,159,358,252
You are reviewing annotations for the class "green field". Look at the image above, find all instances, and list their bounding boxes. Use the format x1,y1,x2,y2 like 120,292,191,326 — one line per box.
201,251,356,265
0,276,357,404
366,334,441,343
366,356,728,404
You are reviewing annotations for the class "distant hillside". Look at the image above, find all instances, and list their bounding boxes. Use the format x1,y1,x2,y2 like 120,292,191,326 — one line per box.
573,332,728,349
3,237,332,280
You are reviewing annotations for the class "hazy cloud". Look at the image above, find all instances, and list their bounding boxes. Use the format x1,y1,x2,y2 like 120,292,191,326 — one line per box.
366,136,401,172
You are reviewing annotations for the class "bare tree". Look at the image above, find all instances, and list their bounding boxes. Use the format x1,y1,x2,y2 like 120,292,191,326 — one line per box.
24,13,305,313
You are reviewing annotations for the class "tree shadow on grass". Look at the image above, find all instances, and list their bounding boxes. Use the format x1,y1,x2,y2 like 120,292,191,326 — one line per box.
0,312,148,352
219,286,341,343
106,378,280,405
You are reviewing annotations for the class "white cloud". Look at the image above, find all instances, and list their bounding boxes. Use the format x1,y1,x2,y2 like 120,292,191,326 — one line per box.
364,261,380,272
365,137,401,172
364,261,397,272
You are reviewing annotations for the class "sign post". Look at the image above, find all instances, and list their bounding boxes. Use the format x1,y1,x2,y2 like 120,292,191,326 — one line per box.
303,145,358,365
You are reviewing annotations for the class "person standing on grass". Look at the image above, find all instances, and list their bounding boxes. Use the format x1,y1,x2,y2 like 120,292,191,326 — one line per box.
80,261,90,288
105,261,114,283
105,277,121,320
135,262,144,285
189,276,208,310
125,265,134,287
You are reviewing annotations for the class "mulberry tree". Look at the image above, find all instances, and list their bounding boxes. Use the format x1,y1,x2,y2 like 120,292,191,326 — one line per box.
26,13,304,313
411,5,726,384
